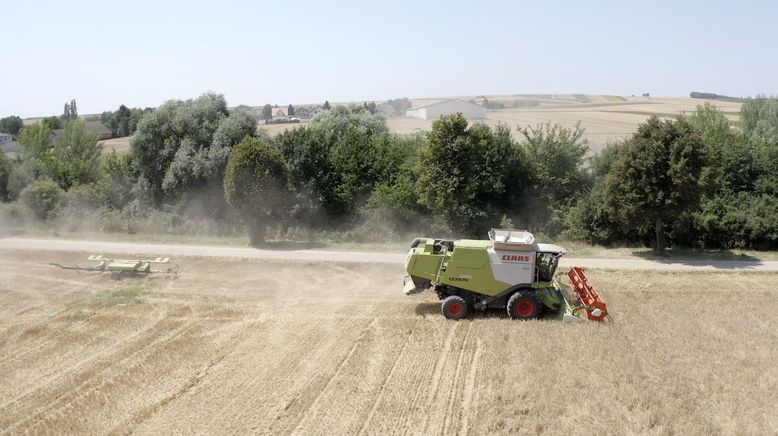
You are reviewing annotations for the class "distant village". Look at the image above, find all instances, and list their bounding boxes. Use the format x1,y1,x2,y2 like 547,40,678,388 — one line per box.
256,98,485,124
1,97,493,153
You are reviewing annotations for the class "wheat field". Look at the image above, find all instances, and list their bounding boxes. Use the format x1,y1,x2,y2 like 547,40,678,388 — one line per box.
1,249,775,434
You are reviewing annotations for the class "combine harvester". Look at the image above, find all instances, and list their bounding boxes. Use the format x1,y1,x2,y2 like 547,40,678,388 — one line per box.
50,255,174,275
403,229,609,322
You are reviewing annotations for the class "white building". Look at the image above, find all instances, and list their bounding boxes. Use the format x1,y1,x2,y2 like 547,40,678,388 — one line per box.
405,100,487,120
309,106,325,119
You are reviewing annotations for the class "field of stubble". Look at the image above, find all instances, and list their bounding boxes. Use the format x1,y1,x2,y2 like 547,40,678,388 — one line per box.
1,249,776,435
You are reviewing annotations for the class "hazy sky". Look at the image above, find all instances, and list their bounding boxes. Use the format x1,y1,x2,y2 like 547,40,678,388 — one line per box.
3,0,776,117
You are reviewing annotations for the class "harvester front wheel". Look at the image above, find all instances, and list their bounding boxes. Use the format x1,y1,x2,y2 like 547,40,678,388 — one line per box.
507,290,541,320
441,296,467,320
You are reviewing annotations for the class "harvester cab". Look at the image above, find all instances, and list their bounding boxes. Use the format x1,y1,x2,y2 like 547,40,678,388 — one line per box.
403,229,609,322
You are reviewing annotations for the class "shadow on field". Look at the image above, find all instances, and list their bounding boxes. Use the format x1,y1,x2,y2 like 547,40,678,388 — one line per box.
632,250,762,269
414,303,440,317
415,302,566,320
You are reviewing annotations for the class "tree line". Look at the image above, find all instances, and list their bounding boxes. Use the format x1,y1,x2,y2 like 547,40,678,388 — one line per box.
1,92,777,252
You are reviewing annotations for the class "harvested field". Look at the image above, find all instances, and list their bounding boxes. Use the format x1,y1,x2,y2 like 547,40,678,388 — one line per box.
1,249,776,434
99,136,131,154
245,96,743,152
418,96,742,152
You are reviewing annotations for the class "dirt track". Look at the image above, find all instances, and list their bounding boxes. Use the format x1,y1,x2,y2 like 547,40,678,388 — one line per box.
2,237,778,271
1,249,777,434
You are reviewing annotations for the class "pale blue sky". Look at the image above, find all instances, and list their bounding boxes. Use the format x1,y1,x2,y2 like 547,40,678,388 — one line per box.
3,0,776,117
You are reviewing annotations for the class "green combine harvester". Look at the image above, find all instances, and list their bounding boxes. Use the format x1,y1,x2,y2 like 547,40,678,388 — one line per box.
404,229,609,321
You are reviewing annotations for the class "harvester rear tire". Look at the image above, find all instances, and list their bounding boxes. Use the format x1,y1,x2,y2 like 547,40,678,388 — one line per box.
507,290,541,320
441,296,467,320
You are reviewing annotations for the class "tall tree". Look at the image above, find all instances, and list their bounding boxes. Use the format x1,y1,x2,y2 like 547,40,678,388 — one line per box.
277,105,390,218
224,136,290,244
287,104,295,116
740,97,767,138
517,121,590,231
605,116,710,253
131,93,254,204
261,104,272,120
42,116,62,130
0,116,23,135
416,113,528,236
386,98,411,113
62,99,78,121
52,119,102,188
17,123,52,165
323,100,331,110
689,102,755,193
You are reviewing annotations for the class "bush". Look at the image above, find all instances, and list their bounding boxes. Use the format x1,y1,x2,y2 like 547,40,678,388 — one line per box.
265,119,300,125
0,201,33,229
66,184,101,209
97,152,137,210
561,187,642,245
20,180,65,220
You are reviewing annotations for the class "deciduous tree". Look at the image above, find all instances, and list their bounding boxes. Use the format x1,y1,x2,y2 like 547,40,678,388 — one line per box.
260,104,272,120
224,136,290,244
0,116,23,135
53,119,102,188
416,113,528,236
605,116,710,253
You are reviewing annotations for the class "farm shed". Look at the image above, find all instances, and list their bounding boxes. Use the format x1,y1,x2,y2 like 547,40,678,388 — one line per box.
50,121,112,146
405,99,486,120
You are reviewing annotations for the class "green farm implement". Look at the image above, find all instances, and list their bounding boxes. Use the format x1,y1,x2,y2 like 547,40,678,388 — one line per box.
50,255,174,275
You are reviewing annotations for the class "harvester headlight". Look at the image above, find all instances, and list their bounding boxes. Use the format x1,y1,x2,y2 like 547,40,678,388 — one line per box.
590,308,602,317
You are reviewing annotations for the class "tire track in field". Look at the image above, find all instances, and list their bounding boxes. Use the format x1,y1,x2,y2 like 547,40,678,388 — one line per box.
356,319,419,436
206,322,323,429
0,311,144,408
415,320,483,436
0,277,173,407
438,321,475,435
417,321,465,435
380,321,459,433
459,338,483,436
158,314,368,435
0,304,200,434
288,318,377,435
349,318,454,435
0,272,158,369
110,317,262,435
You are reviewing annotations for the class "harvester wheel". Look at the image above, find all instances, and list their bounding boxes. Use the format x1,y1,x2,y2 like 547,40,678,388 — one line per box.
441,296,467,320
507,290,541,320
